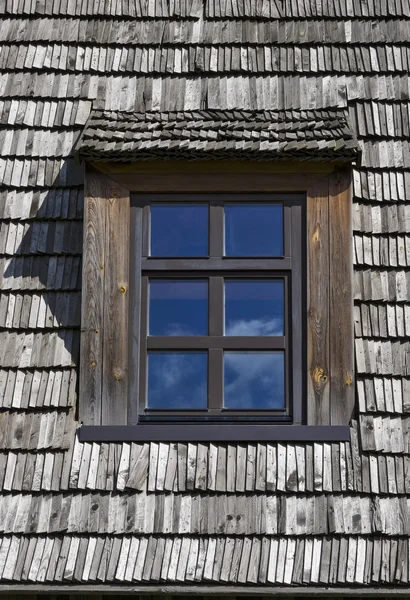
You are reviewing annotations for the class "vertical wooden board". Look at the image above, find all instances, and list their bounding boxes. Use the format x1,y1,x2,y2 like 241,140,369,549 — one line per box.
307,175,330,425
329,168,355,426
80,166,106,426
102,176,130,426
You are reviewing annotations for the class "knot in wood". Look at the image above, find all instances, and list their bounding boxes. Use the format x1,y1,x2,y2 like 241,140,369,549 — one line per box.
113,371,121,381
312,366,327,385
91,361,96,368
120,285,127,294
345,374,353,385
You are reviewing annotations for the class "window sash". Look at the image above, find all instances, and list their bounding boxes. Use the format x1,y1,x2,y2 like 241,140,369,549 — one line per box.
132,193,304,424
140,193,296,259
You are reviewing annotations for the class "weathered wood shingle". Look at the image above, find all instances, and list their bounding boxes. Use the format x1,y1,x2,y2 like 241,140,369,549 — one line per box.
0,0,410,590
77,108,359,162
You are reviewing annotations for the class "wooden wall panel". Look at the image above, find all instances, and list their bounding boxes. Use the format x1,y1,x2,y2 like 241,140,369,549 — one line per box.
329,169,355,426
307,176,331,426
307,169,354,427
81,167,130,426
79,167,106,426
101,184,130,426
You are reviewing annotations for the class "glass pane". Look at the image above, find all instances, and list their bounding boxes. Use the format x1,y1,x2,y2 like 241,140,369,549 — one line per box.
149,280,208,336
147,352,207,409
225,280,284,336
224,352,285,409
150,203,208,256
225,203,283,256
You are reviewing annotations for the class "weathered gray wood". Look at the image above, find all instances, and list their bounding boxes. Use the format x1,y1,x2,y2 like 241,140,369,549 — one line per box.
101,173,130,425
80,166,106,426
81,165,130,426
3,581,410,595
307,175,331,425
329,168,355,426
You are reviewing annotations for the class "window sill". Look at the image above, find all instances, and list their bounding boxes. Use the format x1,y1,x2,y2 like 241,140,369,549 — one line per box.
78,424,350,442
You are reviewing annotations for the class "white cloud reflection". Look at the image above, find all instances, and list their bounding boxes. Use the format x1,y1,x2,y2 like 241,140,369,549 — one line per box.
225,317,283,336
148,352,207,409
224,352,285,409
164,324,196,336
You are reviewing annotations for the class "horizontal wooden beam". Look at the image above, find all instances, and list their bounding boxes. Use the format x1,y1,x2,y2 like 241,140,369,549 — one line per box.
0,585,407,596
91,160,336,193
99,172,330,193
78,424,350,442
93,160,339,175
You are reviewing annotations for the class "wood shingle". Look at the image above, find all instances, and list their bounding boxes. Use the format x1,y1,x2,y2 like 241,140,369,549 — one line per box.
0,0,410,592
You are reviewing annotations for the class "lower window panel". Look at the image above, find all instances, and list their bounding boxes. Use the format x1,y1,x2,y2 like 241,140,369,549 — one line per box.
147,351,208,410
144,349,287,418
224,351,285,410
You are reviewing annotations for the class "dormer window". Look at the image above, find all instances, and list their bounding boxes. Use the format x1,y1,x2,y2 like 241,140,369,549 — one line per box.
77,109,358,442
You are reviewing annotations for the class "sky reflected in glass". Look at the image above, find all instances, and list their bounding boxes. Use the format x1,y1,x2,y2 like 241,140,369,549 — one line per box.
150,204,208,256
225,203,283,256
149,280,208,336
225,280,284,336
224,351,285,409
147,351,208,409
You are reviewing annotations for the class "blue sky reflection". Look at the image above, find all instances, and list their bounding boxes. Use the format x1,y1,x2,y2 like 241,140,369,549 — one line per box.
225,280,284,336
224,351,285,409
150,204,208,256
147,351,208,409
149,280,208,335
225,203,283,256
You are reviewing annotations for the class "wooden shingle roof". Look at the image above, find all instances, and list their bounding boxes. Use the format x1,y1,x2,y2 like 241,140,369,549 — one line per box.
0,0,410,591
77,108,359,162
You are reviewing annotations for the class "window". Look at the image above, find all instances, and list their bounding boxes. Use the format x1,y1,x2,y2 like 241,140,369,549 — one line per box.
136,195,303,423
79,162,354,441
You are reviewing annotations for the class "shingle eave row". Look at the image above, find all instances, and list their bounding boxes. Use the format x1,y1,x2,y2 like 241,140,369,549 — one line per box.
77,108,360,163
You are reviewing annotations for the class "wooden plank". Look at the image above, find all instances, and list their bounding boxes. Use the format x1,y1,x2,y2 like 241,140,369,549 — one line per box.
81,166,130,426
329,167,355,425
110,172,336,194
101,173,130,425
307,175,330,425
80,166,106,426
98,161,336,176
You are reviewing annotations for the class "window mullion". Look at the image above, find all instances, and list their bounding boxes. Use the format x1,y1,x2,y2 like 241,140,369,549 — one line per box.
209,276,224,337
209,276,223,410
208,347,223,410
209,200,224,257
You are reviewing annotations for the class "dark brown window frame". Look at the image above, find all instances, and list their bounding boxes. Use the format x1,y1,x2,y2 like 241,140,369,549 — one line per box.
79,161,354,442
135,194,303,424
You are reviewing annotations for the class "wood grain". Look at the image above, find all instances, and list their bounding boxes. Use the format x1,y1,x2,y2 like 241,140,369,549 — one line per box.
79,166,106,426
329,168,355,426
108,172,335,194
307,175,330,425
81,166,130,426
97,161,337,175
102,177,130,426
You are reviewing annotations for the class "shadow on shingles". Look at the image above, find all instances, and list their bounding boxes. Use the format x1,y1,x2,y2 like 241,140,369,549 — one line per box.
0,153,85,412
